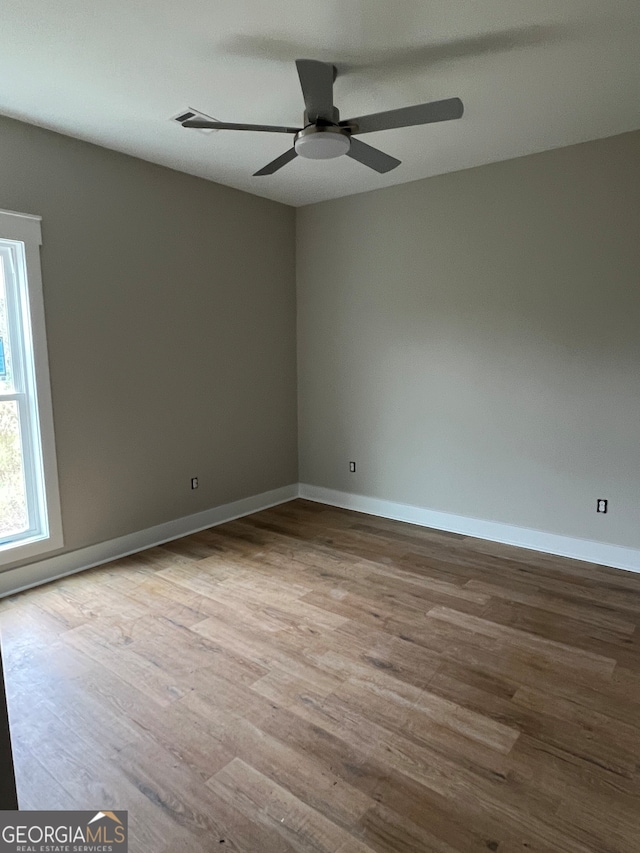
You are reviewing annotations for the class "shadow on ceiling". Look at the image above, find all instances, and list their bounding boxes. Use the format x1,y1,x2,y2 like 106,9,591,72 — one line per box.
216,23,574,78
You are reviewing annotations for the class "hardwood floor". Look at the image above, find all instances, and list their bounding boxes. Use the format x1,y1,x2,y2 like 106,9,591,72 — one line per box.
1,499,640,852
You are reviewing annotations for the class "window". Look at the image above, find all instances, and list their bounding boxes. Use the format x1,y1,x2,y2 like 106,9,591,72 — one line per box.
0,209,62,564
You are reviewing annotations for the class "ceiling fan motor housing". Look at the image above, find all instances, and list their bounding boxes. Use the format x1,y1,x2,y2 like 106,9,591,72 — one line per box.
294,125,351,160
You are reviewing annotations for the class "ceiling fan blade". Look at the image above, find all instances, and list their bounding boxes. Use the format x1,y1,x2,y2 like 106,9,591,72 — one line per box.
342,97,463,134
347,138,400,173
183,120,301,133
253,147,298,176
295,59,336,122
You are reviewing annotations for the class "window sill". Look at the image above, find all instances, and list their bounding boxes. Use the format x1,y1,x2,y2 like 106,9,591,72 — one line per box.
0,530,64,569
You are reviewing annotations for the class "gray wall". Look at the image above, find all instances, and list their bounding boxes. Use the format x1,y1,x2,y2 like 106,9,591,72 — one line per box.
3,114,639,565
297,130,640,549
0,115,297,564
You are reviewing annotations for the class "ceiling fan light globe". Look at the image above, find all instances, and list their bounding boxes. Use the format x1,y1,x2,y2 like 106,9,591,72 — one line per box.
294,128,351,160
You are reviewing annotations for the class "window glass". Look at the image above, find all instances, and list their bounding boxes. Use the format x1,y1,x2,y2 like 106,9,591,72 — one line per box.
0,399,28,538
0,256,16,394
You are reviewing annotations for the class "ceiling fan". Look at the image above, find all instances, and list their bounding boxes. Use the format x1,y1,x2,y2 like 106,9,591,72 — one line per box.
181,59,463,176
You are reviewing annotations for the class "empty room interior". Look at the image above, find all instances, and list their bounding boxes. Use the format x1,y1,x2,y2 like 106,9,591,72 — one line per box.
1,1,640,851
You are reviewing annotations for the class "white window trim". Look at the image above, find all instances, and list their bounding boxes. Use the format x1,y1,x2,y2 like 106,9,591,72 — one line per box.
0,208,63,565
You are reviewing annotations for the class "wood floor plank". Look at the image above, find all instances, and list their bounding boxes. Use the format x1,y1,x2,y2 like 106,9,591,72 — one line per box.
2,498,640,852
180,689,375,828
427,665,640,784
465,578,638,636
427,606,618,678
208,757,377,853
478,598,640,672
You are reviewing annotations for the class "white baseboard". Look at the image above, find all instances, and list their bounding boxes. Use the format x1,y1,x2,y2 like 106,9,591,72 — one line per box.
0,484,298,599
3,480,638,599
298,483,640,574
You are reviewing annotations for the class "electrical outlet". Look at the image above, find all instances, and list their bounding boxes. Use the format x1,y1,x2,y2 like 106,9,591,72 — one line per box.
597,498,607,513
349,461,356,473
191,477,199,490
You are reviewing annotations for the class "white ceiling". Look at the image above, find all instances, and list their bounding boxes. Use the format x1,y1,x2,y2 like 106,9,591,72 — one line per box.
1,0,640,207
